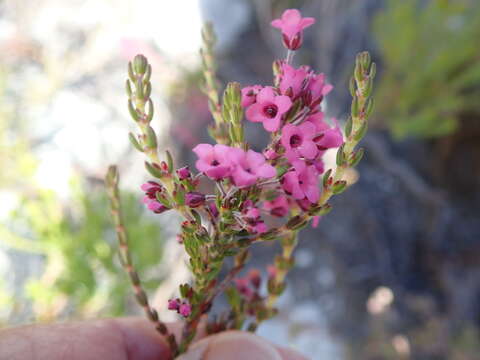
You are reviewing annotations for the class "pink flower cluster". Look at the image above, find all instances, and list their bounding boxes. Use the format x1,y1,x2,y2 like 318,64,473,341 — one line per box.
193,144,276,187
141,181,169,214
240,34,343,210
168,298,192,317
141,10,344,231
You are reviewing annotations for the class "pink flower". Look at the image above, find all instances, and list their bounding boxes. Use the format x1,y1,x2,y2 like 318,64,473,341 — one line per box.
193,143,232,180
241,203,268,234
312,158,325,174
235,278,254,299
297,198,313,211
281,122,318,162
229,148,276,187
244,207,261,220
279,64,309,98
305,73,333,106
245,87,292,132
179,302,192,317
168,299,180,311
313,118,344,150
305,112,328,132
305,114,344,150
251,222,268,234
281,162,320,203
271,9,315,50
263,196,290,217
141,181,170,214
263,148,279,160
241,85,262,107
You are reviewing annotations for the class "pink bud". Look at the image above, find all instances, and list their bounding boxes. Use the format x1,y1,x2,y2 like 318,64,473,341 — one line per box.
176,166,191,180
208,202,219,217
263,148,278,160
147,200,170,214
179,302,192,317
185,192,205,208
168,298,180,311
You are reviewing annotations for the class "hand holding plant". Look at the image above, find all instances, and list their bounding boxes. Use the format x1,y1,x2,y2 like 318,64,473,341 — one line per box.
106,8,375,357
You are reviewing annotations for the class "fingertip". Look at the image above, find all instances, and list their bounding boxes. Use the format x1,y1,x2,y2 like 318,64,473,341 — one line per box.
109,317,173,360
178,330,282,360
276,345,310,360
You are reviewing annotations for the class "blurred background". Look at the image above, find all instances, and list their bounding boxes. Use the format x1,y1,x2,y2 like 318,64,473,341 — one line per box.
1,0,480,359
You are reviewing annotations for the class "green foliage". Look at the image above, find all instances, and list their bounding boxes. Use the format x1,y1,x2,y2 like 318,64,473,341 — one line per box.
0,67,36,188
373,0,480,138
1,181,164,321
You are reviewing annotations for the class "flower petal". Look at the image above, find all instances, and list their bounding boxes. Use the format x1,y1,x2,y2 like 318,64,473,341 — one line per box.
232,168,257,187
275,95,292,114
299,140,318,159
246,103,266,123
256,86,275,103
192,143,213,159
263,116,281,132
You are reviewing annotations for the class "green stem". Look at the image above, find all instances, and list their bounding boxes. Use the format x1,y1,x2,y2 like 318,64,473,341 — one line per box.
105,165,178,354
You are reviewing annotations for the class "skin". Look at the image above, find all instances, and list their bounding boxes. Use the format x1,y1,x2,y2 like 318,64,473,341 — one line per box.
0,318,308,360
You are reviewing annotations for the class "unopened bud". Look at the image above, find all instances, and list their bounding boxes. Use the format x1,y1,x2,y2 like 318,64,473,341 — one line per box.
185,192,206,208
176,166,191,180
133,54,148,75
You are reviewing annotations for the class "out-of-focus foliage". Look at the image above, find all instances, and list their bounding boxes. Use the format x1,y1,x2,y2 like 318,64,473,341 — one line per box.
0,68,36,187
1,181,164,323
373,0,480,138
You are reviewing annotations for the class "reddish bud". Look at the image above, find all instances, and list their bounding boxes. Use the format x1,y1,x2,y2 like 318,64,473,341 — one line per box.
168,298,180,311
208,203,219,218
176,166,191,180
185,192,205,208
179,302,192,317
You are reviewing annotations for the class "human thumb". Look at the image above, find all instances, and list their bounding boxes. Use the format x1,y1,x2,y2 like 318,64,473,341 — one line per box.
177,330,306,360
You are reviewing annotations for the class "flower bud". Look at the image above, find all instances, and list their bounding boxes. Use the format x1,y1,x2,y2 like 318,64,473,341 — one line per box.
185,192,205,208
168,298,180,311
263,148,279,160
147,201,169,214
179,302,192,317
176,166,191,180
133,54,148,75
208,202,219,218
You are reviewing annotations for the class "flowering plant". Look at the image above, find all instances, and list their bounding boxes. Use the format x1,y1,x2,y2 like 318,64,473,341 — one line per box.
105,8,375,357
